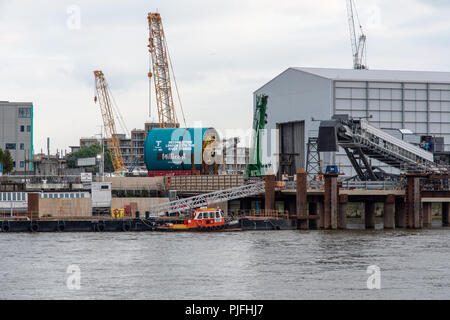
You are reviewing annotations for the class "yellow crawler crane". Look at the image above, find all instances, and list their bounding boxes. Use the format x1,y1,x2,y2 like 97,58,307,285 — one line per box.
93,70,126,173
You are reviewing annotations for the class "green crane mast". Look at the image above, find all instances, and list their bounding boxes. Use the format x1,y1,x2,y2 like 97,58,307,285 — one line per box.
246,94,269,178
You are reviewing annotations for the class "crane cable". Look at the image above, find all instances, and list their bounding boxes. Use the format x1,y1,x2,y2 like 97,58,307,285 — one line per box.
164,37,187,128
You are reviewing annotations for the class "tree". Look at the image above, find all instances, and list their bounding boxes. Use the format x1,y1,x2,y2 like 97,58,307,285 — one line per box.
1,150,14,174
66,143,114,172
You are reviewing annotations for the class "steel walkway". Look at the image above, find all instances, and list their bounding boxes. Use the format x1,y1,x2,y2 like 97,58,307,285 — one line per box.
148,182,265,216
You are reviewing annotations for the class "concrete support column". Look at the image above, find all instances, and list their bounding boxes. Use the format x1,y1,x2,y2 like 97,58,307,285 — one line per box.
395,197,406,228
406,175,423,229
287,200,296,219
323,173,339,230
338,195,348,229
365,201,376,229
384,195,395,229
318,202,324,229
264,173,275,214
422,202,432,228
442,202,450,227
296,169,308,230
308,202,318,230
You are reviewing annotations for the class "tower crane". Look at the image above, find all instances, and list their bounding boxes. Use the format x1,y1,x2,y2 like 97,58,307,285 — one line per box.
346,0,367,70
147,12,182,128
93,70,126,173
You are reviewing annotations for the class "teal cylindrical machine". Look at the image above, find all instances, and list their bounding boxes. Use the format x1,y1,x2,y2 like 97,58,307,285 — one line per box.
144,127,220,171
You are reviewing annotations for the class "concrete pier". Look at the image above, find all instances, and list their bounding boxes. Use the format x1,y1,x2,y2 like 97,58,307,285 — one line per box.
384,195,395,229
338,195,348,229
318,202,324,229
364,201,376,229
308,202,319,230
443,202,450,227
296,169,308,230
395,197,406,228
422,202,432,228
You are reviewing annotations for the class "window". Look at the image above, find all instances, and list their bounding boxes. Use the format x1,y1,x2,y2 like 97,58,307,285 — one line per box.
20,125,24,132
26,125,31,132
101,185,109,190
20,143,24,150
20,161,24,168
5,143,16,150
197,212,203,219
18,108,31,118
215,212,221,219
70,193,74,198
44,194,48,199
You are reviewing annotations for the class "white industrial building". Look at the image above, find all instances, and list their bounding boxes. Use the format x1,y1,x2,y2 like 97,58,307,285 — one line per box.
254,67,450,177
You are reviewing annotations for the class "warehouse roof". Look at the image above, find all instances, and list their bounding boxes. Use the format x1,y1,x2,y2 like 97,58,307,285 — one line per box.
292,67,450,83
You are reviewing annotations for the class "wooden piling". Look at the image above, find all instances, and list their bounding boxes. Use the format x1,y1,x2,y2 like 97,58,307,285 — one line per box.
323,173,339,230
406,175,423,229
264,173,275,213
296,169,308,230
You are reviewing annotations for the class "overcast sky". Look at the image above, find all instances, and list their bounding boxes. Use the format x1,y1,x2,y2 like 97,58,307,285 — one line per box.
1,0,450,154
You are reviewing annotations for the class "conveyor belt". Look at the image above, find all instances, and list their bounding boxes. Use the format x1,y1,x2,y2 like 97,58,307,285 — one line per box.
319,116,443,180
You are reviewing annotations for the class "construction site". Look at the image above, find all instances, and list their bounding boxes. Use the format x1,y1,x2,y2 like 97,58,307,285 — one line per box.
1,2,450,233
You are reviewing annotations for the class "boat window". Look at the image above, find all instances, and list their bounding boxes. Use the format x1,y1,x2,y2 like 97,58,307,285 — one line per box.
215,212,221,218
196,212,203,219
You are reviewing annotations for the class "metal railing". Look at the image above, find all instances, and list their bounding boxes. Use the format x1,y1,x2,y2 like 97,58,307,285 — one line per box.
228,209,289,220
340,180,404,190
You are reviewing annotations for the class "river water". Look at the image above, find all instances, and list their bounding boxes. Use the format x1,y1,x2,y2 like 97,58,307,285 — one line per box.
0,221,449,300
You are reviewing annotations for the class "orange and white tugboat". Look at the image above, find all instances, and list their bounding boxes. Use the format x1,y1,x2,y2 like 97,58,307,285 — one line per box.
159,207,226,232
